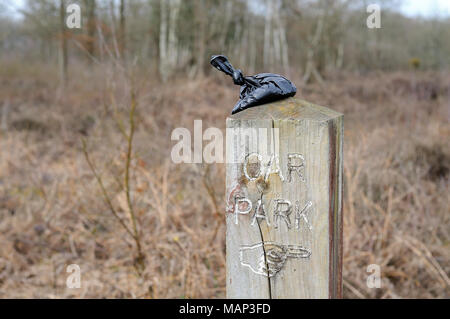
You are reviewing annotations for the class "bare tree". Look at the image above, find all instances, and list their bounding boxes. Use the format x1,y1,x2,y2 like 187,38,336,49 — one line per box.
194,0,207,78
59,0,68,86
83,0,96,60
3,0,450,75
263,0,273,68
119,0,126,59
159,0,168,81
263,0,289,73
159,0,181,82
303,13,324,84
168,0,180,69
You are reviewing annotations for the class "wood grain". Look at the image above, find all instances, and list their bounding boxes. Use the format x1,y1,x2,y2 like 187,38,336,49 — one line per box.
226,98,343,299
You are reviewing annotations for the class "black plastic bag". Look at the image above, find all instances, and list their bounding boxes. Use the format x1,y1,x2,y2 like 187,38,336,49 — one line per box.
210,55,297,114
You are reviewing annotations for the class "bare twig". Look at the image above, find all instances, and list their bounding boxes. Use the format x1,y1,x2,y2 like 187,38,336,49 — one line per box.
124,87,146,271
81,139,134,239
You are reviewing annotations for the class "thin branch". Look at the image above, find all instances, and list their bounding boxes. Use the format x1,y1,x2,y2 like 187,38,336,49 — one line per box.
124,88,145,268
82,138,134,238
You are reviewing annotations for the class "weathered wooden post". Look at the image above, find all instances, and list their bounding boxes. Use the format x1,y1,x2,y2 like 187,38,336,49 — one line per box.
226,98,343,298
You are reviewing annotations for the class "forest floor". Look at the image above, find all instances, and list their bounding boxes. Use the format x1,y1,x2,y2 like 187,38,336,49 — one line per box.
0,60,449,298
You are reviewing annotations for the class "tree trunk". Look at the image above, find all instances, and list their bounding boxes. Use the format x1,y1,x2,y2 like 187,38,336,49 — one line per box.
263,0,288,73
263,0,273,68
85,0,96,60
303,15,324,85
168,0,180,69
159,0,168,82
248,14,257,75
275,9,289,75
119,0,126,59
59,0,68,86
195,0,207,78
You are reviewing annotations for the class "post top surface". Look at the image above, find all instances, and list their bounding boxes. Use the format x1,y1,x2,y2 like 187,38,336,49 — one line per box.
227,98,343,122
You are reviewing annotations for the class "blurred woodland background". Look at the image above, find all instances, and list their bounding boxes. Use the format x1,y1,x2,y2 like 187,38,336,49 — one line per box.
0,0,449,298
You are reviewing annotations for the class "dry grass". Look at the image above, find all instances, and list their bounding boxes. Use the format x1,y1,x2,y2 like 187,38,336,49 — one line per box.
0,60,449,298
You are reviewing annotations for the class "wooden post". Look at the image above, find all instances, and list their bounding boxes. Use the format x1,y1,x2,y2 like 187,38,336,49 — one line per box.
226,98,343,298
